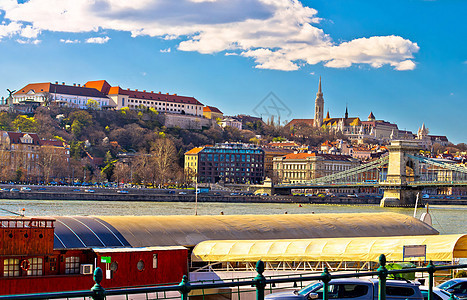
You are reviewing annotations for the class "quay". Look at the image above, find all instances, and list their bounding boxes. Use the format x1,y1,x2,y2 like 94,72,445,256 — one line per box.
1,188,467,205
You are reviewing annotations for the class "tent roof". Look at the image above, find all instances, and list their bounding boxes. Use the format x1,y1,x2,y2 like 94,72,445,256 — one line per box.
192,234,467,263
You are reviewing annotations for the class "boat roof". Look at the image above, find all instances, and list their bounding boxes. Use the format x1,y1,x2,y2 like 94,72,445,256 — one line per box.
50,213,438,249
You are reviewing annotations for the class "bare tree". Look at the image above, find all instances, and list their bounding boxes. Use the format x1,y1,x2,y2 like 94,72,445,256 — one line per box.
150,138,179,186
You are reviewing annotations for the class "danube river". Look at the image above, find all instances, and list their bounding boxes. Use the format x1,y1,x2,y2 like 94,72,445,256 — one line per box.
0,199,466,235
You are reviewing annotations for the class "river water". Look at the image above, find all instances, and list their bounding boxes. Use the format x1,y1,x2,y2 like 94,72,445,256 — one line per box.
0,199,465,235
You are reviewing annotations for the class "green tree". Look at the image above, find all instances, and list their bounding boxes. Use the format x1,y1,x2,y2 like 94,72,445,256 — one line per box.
68,110,93,138
86,99,100,110
12,115,38,132
101,151,116,181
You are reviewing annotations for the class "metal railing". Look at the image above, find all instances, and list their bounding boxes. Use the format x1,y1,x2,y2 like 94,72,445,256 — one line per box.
1,254,465,300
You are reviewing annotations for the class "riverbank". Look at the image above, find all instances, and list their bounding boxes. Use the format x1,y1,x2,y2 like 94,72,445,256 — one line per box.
2,190,467,205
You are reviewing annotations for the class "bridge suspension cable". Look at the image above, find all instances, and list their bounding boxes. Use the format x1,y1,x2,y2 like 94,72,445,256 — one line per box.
310,155,389,184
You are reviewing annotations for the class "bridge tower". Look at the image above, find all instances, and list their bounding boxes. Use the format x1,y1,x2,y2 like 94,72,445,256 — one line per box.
380,140,422,207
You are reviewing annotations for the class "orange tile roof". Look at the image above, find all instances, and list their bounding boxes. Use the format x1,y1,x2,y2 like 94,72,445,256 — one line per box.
84,80,111,94
185,147,205,155
283,153,313,159
203,106,223,113
107,86,204,106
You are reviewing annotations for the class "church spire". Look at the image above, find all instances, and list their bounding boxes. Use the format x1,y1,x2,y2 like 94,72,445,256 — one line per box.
314,76,324,127
345,105,348,119
326,110,330,119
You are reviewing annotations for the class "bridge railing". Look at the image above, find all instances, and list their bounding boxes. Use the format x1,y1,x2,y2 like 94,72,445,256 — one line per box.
1,254,465,300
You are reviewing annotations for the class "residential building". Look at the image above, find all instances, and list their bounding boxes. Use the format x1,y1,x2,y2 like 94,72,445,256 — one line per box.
203,106,223,120
184,143,264,184
13,82,112,109
262,147,293,181
267,141,300,150
0,131,70,181
85,80,204,116
235,115,264,129
220,117,242,130
273,152,359,184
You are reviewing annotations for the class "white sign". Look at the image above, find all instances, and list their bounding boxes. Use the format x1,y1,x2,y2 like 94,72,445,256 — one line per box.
403,245,426,258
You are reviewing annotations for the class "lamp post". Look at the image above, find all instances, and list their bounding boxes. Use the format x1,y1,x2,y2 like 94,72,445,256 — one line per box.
194,177,198,216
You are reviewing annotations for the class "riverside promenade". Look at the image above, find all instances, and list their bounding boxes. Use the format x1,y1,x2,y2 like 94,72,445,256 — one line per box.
1,186,466,205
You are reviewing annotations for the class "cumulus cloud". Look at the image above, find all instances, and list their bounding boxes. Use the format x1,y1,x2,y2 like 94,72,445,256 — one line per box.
0,0,419,71
60,38,80,44
160,48,171,53
85,36,110,44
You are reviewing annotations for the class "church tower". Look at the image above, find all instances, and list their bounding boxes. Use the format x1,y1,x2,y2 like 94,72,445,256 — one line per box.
314,77,324,127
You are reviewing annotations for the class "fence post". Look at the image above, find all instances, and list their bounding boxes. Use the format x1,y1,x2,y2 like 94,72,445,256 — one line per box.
321,267,331,300
91,267,105,300
179,275,192,300
427,260,435,300
377,254,387,300
255,260,266,300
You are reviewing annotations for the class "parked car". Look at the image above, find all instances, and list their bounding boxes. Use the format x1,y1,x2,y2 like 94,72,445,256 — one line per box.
420,286,457,300
38,187,46,191
10,188,20,192
84,189,95,193
168,190,176,194
438,278,467,299
178,192,187,195
265,278,423,300
0,188,9,192
20,187,32,192
117,190,129,194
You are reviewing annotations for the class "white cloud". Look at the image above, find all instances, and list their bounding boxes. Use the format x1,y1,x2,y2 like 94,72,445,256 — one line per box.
16,38,41,44
85,36,110,44
0,0,419,71
60,38,80,44
160,48,171,53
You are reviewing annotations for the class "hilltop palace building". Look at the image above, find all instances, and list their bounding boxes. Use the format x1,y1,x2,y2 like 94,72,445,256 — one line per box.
12,80,204,116
286,77,449,148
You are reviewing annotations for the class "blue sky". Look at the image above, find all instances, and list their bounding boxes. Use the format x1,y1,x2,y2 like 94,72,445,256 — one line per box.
0,0,465,143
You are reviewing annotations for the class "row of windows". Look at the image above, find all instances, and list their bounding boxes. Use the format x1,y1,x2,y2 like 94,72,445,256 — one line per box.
200,163,262,168
2,257,80,277
199,172,263,177
199,154,263,162
128,99,195,108
202,149,263,154
276,164,353,171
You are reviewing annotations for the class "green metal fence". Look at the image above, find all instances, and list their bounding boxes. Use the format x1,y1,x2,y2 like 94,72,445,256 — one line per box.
0,254,465,300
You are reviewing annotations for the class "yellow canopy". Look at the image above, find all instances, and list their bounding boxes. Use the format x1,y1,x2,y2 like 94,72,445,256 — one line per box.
192,234,467,263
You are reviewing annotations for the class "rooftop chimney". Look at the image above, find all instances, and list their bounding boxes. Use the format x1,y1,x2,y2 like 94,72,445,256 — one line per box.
73,83,76,86
78,84,81,87
55,81,58,84
62,82,65,85
143,90,146,92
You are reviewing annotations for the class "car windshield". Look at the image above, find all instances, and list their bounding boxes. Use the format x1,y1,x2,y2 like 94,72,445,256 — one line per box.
298,282,322,295
438,280,459,290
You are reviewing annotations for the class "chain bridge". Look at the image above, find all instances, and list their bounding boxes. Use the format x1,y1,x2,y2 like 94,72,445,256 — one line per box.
274,141,467,207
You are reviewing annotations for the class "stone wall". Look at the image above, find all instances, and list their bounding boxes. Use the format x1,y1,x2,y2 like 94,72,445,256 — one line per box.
163,113,212,129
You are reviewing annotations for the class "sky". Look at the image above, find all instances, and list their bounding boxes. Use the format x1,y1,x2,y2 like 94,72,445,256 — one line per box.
0,0,465,143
